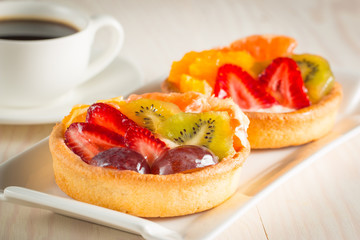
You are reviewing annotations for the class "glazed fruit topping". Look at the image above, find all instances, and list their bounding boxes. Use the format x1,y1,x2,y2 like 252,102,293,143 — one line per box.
119,98,181,132
157,111,235,160
125,126,169,166
90,147,150,174
65,100,228,174
214,64,277,110
228,35,297,61
168,50,255,90
214,59,311,111
64,122,126,163
151,145,218,175
291,54,335,103
168,35,336,111
259,57,310,109
179,75,213,96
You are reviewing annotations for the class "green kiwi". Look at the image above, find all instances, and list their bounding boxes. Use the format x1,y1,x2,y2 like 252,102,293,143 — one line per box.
250,60,271,77
119,98,181,131
292,54,335,103
157,111,235,160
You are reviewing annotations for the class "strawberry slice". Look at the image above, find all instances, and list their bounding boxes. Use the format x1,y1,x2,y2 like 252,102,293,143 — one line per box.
214,64,277,110
259,57,310,109
86,103,138,136
125,126,169,166
64,122,126,163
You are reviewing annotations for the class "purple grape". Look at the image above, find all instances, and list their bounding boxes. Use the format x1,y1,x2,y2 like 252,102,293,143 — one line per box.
90,147,150,174
151,145,218,175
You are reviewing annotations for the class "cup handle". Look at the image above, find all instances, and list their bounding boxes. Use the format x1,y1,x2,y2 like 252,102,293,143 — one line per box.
83,15,124,81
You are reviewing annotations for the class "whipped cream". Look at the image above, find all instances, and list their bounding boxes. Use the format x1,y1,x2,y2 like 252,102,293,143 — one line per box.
244,105,295,113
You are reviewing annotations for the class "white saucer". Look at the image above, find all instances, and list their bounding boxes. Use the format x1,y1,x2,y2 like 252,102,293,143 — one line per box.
0,56,144,125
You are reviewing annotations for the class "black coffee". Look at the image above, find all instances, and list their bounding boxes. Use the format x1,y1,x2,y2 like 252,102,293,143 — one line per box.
0,18,78,40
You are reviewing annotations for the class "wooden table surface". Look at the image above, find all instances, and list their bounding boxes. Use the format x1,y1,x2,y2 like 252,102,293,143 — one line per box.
1,0,359,239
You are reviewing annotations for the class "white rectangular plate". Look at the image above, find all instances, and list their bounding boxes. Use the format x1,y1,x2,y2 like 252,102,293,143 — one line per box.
1,70,360,240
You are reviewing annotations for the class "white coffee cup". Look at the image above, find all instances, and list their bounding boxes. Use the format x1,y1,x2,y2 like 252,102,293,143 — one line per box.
0,1,124,108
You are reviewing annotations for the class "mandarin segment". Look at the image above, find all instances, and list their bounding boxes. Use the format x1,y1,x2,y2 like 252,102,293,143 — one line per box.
62,104,89,130
98,96,125,109
179,74,213,96
189,56,218,86
168,49,255,89
229,34,297,61
221,50,255,74
189,50,255,85
168,51,199,84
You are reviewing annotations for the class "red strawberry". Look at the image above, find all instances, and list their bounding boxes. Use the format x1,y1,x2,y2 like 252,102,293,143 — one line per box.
86,103,137,136
214,64,277,110
259,57,310,109
64,122,126,163
125,126,169,166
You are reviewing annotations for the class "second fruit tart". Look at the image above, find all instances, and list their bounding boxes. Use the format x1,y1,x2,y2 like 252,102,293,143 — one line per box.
49,91,250,217
162,35,343,149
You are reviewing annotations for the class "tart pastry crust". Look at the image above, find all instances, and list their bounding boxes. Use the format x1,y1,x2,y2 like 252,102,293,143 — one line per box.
49,92,250,217
162,80,343,149
245,82,342,148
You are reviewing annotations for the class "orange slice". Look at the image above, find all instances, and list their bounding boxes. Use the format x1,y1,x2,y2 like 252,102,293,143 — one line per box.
61,97,127,131
179,75,213,96
168,50,255,88
229,34,297,61
62,104,89,130
97,96,126,109
168,51,199,84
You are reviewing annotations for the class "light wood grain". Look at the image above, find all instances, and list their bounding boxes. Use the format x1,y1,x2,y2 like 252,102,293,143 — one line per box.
1,0,359,239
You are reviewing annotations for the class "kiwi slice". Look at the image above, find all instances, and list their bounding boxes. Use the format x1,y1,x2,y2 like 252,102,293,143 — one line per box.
250,60,271,77
119,98,181,131
157,111,235,160
292,54,335,103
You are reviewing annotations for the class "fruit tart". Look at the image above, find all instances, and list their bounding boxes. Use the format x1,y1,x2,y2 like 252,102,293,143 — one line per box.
49,91,250,217
162,35,343,149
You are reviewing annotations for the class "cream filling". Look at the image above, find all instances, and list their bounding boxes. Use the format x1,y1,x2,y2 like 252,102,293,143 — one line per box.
244,104,295,113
